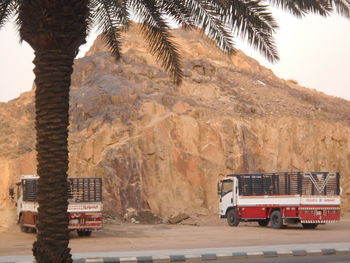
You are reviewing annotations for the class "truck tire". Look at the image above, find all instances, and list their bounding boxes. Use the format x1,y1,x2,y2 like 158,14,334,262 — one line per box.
227,209,239,226
77,230,92,237
84,230,92,237
270,210,284,229
302,223,318,229
258,219,269,227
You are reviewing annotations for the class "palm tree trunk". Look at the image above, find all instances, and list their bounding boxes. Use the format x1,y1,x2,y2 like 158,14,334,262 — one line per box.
32,50,74,263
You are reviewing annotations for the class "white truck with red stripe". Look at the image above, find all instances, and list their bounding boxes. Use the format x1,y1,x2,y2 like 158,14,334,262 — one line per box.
10,175,103,236
218,172,340,229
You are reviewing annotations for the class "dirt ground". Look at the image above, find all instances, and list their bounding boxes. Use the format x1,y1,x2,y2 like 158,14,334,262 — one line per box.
1,213,350,256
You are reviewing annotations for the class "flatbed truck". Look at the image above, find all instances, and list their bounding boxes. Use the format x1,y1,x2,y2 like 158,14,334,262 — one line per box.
218,171,341,229
10,175,103,236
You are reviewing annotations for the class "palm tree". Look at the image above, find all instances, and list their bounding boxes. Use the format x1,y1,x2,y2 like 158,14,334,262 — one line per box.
0,0,349,262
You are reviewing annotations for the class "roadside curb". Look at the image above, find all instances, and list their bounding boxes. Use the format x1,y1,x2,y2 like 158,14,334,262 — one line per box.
7,247,350,263
73,247,350,263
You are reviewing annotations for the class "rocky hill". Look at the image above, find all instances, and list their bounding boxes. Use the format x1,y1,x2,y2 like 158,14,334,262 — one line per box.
1,24,350,229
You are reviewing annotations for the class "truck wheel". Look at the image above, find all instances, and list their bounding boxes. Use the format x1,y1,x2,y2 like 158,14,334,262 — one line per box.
258,219,269,227
227,209,239,226
77,230,92,237
270,210,284,229
302,223,318,229
84,230,92,237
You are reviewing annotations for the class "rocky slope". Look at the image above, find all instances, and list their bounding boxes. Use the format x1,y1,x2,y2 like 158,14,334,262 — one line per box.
1,24,350,229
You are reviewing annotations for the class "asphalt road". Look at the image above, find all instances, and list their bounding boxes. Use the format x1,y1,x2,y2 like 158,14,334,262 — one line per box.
1,214,350,262
2,219,350,256
1,243,350,263
210,255,350,263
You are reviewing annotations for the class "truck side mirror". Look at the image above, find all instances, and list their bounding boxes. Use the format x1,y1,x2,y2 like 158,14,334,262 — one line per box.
9,186,14,200
217,182,221,196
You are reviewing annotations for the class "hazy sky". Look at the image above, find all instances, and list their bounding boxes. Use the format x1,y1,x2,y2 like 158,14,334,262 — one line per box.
0,10,349,103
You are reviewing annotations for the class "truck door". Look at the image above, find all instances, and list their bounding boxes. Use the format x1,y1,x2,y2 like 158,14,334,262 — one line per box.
219,178,238,216
232,177,238,206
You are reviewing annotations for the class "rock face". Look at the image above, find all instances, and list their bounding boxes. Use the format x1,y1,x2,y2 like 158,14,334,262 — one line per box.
1,24,350,228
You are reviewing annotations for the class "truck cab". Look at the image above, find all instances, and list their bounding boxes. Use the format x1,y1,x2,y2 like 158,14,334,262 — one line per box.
218,177,238,218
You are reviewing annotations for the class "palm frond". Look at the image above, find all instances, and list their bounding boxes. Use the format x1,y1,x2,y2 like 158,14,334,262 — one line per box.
129,0,183,85
268,0,333,17
221,0,279,63
157,0,195,30
92,0,130,59
85,1,96,38
0,0,16,29
269,0,350,17
329,0,350,17
184,0,236,55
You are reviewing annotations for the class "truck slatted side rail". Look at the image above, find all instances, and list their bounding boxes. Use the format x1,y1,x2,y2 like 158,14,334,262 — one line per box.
22,179,37,201
227,172,340,196
21,177,103,202
68,178,102,202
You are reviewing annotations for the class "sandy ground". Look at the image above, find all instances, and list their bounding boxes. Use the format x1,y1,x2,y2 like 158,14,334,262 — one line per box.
0,214,349,256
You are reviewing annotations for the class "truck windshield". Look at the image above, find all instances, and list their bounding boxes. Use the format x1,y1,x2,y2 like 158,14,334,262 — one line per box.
221,180,233,197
